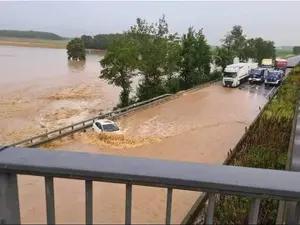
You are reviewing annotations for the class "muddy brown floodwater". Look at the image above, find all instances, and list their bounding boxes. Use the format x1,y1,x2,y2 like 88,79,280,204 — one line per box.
0,45,121,145
16,82,267,223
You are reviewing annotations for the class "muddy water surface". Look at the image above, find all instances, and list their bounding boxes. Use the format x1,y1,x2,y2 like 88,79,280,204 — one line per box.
17,84,268,224
0,45,120,144
1,45,269,224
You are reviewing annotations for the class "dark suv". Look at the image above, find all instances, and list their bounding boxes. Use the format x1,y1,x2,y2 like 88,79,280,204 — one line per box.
248,68,268,84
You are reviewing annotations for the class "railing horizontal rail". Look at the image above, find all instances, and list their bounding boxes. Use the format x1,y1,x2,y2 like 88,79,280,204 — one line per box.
1,147,300,200
1,147,300,224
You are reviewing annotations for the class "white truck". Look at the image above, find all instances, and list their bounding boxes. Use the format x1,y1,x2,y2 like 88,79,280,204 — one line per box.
222,63,258,88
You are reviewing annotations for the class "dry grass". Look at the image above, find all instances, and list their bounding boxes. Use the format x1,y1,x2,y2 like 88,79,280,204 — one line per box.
0,37,68,49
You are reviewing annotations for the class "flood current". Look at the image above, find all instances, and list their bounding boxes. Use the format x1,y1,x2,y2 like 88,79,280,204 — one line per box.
0,45,268,223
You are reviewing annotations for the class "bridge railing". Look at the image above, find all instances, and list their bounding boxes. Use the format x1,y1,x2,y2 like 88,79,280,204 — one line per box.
1,146,300,224
6,93,172,148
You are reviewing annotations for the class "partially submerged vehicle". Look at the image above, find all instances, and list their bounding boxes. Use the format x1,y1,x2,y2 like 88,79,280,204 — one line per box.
92,119,122,134
248,68,269,84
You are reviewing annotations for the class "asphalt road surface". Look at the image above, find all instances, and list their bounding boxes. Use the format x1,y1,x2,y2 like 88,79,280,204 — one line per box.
238,81,276,99
238,55,300,99
287,55,300,67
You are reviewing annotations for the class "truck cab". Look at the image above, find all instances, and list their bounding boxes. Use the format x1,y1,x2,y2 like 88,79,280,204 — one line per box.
248,68,268,84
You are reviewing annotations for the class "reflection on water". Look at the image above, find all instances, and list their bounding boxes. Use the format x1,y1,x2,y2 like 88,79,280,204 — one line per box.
67,60,86,73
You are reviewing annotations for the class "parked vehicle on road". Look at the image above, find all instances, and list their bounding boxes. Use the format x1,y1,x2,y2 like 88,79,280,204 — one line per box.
92,119,122,134
275,58,288,74
248,68,269,84
261,58,274,70
264,71,283,87
222,63,258,87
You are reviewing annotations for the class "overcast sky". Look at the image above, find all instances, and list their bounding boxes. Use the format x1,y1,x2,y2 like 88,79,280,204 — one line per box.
0,1,299,46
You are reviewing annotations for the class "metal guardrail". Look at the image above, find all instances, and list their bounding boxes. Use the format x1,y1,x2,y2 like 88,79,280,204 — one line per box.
7,78,221,148
7,93,172,148
1,147,300,224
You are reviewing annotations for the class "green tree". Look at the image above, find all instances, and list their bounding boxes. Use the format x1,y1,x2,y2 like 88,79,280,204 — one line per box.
214,46,234,71
80,33,122,50
66,38,86,61
251,38,276,64
100,35,138,108
293,46,300,55
164,34,182,93
179,27,212,89
128,15,178,101
242,38,257,61
221,25,247,60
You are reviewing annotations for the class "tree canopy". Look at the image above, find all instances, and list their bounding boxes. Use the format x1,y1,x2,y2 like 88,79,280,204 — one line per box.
66,38,86,61
100,34,139,107
0,30,65,40
100,15,220,108
81,34,122,50
293,46,300,55
99,18,279,108
214,25,276,69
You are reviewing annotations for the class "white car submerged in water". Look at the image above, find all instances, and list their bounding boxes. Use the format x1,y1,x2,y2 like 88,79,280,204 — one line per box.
92,119,122,135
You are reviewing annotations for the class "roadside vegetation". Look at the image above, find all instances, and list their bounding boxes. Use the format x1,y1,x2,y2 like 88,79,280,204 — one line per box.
212,65,300,224
94,16,276,108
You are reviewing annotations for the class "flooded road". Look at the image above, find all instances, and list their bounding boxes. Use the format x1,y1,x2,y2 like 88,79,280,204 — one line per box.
1,45,274,223
17,83,269,224
0,46,120,144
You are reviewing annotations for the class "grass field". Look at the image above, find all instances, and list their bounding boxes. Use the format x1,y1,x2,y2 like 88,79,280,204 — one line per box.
0,37,69,49
276,48,295,58
0,37,296,59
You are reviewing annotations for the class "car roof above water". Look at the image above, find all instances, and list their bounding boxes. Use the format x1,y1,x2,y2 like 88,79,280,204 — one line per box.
95,119,116,125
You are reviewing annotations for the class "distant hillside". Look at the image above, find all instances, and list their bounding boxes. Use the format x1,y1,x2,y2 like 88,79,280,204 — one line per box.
0,30,66,40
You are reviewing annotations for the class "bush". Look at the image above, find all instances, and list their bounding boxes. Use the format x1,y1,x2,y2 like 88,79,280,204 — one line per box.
212,66,300,224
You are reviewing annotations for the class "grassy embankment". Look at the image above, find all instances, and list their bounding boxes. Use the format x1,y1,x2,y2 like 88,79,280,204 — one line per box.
211,65,300,224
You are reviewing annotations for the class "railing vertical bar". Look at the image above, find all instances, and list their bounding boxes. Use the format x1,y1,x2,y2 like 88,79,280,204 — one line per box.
205,193,216,224
248,198,261,224
45,176,55,225
165,188,173,225
85,180,93,225
0,173,21,224
125,184,132,225
296,202,300,223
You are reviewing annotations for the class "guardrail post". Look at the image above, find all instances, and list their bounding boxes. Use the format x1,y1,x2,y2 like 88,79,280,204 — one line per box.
0,172,21,224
